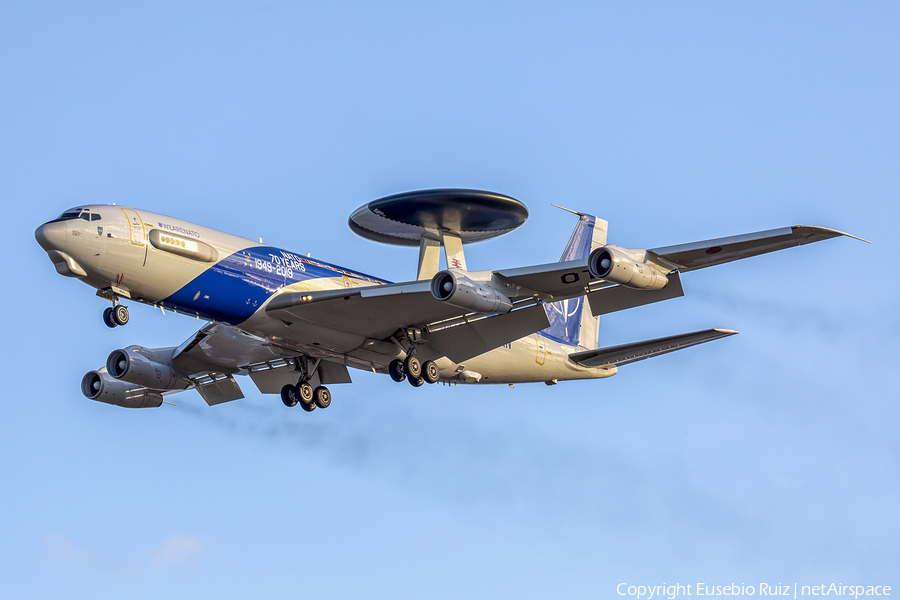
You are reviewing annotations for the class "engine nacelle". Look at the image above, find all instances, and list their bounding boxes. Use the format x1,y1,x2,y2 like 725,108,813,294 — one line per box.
588,246,669,290
431,269,513,314
106,346,183,390
81,370,163,409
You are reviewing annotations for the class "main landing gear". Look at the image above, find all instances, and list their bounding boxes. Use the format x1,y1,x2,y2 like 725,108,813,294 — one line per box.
281,382,332,411
279,356,332,412
102,304,129,328
389,356,440,387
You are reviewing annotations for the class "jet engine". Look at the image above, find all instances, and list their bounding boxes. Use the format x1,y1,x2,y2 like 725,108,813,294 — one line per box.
106,346,185,390
431,269,513,314
81,370,163,409
588,246,669,290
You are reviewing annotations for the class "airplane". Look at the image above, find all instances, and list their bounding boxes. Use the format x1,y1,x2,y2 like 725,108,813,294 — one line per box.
33,189,865,411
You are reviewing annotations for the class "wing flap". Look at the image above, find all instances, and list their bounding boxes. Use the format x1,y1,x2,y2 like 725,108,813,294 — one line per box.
587,271,685,316
194,374,245,406
426,304,551,363
569,328,738,368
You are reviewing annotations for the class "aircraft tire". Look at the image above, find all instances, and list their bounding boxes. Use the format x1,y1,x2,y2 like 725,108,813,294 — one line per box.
113,305,129,326
408,376,425,388
103,307,118,328
422,360,439,384
314,386,331,409
299,397,317,412
296,382,314,403
388,359,406,382
281,384,299,407
404,356,422,379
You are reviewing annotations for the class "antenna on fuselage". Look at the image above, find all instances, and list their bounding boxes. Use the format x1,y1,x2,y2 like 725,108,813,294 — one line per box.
551,204,587,219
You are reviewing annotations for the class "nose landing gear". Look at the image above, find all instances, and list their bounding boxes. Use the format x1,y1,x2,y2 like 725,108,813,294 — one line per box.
102,304,129,328
98,288,130,328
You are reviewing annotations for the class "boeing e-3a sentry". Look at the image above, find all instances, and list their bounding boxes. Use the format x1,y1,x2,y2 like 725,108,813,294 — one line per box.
34,189,864,411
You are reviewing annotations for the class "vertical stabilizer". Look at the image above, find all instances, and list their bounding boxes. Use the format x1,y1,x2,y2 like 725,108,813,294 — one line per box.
542,213,607,349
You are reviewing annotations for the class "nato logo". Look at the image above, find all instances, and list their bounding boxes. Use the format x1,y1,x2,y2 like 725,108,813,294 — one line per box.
97,226,103,236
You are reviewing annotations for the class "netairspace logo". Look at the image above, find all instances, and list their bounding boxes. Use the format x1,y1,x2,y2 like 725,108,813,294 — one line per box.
616,583,891,600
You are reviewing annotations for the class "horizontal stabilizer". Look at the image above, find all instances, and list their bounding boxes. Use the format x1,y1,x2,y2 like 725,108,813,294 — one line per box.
568,328,738,368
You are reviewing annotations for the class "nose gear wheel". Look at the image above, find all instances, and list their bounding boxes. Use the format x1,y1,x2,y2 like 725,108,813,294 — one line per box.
103,307,118,328
113,305,129,326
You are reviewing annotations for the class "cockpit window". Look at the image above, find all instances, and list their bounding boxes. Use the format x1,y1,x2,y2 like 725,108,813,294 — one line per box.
49,208,100,223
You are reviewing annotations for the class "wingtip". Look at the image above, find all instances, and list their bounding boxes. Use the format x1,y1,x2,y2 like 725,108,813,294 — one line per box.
713,328,739,335
796,225,871,244
833,229,871,244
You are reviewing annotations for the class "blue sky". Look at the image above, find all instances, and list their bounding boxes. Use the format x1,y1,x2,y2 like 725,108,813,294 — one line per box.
2,2,897,598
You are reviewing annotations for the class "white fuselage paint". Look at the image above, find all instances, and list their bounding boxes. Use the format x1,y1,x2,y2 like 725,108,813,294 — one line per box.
39,205,616,385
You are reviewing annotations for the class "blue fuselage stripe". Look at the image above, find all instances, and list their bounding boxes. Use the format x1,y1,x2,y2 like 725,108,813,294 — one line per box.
161,246,390,325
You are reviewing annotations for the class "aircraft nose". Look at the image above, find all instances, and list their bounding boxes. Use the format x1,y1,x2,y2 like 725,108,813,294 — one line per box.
34,221,67,251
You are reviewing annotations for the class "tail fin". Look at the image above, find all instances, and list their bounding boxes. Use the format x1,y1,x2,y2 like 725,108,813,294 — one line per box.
541,212,607,349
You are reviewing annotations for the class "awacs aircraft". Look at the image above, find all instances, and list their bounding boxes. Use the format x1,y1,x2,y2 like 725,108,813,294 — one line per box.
34,189,865,411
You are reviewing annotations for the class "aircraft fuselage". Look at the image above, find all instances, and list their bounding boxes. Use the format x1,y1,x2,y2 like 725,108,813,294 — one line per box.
35,205,614,385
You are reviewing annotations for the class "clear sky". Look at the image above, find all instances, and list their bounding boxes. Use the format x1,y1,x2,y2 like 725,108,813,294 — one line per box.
2,2,897,598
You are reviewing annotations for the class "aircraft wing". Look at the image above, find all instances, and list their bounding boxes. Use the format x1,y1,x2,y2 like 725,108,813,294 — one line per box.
167,322,352,404
647,226,867,273
265,225,864,359
568,328,738,368
265,257,606,341
266,282,467,340
494,259,594,300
